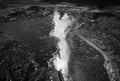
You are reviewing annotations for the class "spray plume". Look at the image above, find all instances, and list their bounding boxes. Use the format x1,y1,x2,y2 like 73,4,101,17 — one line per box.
50,10,73,81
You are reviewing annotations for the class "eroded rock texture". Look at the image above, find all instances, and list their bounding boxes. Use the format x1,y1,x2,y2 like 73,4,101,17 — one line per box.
67,11,120,81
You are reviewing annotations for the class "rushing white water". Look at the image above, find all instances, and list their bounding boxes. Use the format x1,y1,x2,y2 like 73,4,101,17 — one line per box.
50,11,73,81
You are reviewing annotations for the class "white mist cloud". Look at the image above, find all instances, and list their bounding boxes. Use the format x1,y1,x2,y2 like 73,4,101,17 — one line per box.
50,10,73,81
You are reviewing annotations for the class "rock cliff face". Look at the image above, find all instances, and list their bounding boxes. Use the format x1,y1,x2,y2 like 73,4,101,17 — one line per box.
0,6,58,81
67,11,120,81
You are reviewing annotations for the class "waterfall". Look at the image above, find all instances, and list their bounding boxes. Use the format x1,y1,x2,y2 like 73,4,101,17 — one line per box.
50,10,73,81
